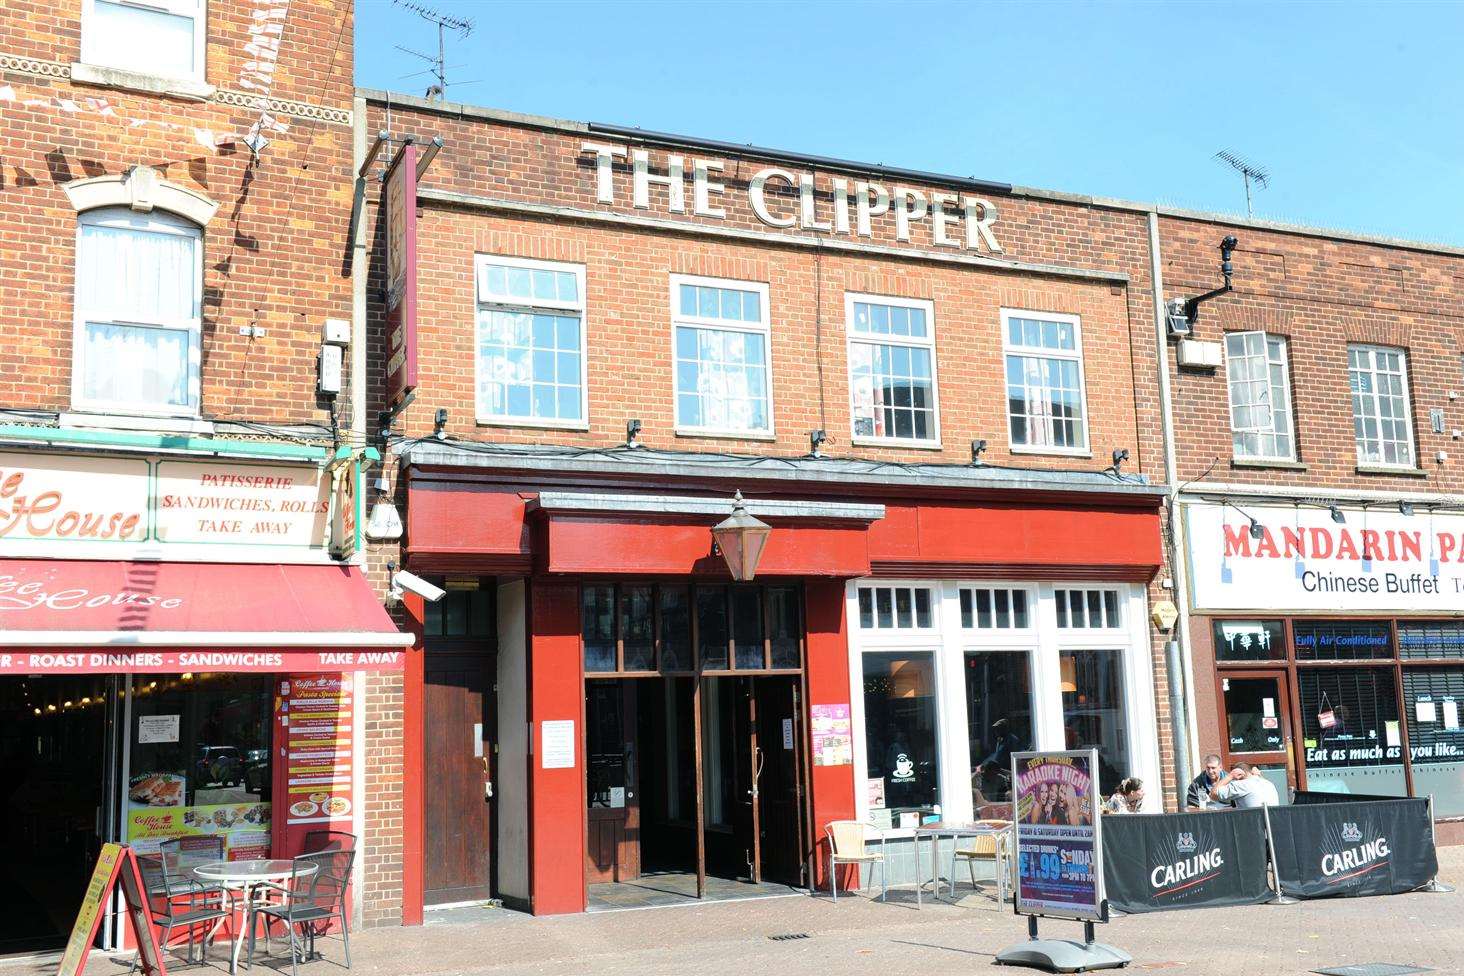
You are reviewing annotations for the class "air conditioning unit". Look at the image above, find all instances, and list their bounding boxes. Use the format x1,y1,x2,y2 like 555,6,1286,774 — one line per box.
1176,339,1222,370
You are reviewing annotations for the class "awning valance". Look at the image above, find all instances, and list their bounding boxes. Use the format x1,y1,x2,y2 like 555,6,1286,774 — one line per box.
0,559,410,672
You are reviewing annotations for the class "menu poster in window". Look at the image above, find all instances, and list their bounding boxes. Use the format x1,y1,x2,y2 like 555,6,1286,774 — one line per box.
1011,749,1106,922
128,803,271,860
810,703,852,767
277,675,354,825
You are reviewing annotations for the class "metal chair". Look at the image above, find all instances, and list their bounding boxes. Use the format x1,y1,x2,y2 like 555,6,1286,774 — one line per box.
950,820,1013,907
302,829,356,854
246,849,354,976
823,820,887,903
133,848,234,973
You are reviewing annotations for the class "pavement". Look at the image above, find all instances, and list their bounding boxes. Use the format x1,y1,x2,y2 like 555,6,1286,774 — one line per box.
31,844,1464,976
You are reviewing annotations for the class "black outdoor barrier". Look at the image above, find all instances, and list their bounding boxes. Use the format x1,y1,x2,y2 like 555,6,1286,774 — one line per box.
1292,789,1400,805
1268,798,1438,899
1101,809,1272,914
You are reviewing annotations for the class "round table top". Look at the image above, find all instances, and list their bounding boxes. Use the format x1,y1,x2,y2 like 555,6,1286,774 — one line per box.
192,859,316,882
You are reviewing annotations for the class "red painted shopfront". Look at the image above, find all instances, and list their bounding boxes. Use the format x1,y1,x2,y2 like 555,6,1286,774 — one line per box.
394,443,1165,917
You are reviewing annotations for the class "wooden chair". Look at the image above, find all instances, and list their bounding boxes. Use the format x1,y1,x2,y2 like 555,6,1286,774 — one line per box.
823,820,886,903
950,820,1013,907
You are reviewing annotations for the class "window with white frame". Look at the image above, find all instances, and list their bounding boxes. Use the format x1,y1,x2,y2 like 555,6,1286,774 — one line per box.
1003,309,1088,452
82,0,206,81
846,294,938,444
1349,344,1415,468
74,207,202,416
1225,331,1295,461
475,256,586,427
857,585,935,631
672,276,771,435
958,587,1031,630
1055,588,1122,629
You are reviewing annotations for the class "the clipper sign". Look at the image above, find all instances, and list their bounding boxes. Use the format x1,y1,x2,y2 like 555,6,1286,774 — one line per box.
1186,502,1464,611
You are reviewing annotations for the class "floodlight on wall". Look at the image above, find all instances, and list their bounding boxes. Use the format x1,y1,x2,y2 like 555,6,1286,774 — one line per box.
626,418,643,448
1329,505,1346,525
971,439,988,466
808,430,828,458
434,408,448,440
1399,501,1416,517
1249,518,1265,541
711,490,772,582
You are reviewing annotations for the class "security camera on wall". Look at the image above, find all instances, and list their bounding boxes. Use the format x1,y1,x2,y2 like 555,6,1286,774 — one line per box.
391,569,446,604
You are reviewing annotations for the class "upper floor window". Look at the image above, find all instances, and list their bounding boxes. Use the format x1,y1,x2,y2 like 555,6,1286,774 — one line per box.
1348,344,1414,468
856,585,935,631
475,256,586,428
74,207,202,416
82,0,206,81
1002,309,1088,453
671,275,771,436
1225,331,1295,461
846,294,939,445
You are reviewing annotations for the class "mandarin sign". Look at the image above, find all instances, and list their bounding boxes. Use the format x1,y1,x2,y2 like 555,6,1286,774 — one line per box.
580,142,1005,253
1186,502,1464,611
0,452,330,555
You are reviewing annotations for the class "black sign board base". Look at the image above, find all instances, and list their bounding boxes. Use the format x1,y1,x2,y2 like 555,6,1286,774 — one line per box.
995,938,1131,974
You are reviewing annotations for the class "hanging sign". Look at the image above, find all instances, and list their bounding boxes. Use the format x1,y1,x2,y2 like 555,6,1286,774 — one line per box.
1011,749,1106,922
57,843,166,976
383,141,419,409
1186,502,1464,611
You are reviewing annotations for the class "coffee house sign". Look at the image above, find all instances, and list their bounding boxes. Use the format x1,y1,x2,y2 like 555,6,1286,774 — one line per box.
0,451,332,557
580,143,1005,253
1187,502,1464,612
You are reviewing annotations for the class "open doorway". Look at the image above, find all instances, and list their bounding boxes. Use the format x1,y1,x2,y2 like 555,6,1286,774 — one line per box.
585,674,808,910
0,675,116,955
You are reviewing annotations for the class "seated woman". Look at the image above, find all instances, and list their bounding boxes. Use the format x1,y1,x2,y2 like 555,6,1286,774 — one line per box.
1103,777,1144,814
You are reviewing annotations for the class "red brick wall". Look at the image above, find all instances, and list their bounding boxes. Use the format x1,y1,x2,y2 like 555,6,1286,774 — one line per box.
0,0,355,423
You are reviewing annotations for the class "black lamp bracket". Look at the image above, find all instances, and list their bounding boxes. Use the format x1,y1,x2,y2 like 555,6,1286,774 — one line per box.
1180,235,1239,325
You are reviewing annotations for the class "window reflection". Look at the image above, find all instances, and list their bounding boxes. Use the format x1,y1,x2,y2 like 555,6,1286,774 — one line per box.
1060,649,1129,796
966,651,1033,808
862,652,938,828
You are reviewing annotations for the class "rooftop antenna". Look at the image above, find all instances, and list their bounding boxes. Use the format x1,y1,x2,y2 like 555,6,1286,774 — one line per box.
392,0,474,102
1214,150,1270,218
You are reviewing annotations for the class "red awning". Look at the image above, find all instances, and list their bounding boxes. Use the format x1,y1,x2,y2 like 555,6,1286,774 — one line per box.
0,559,410,674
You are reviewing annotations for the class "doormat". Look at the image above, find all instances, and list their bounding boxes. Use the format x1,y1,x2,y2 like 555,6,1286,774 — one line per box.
768,933,810,942
1313,965,1432,976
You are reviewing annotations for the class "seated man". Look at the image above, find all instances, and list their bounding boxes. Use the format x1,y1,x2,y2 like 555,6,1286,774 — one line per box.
1209,762,1280,808
1186,754,1231,810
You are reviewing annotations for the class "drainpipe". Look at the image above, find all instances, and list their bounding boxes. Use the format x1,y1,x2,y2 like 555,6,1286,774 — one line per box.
1147,210,1197,805
351,95,369,455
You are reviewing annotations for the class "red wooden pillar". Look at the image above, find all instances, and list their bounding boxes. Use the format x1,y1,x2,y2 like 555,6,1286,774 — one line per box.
401,592,426,926
803,578,856,891
527,580,586,914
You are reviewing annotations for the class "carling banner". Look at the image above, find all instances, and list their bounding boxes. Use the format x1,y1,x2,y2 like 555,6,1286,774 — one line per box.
1011,749,1106,922
1101,809,1271,914
1291,790,1398,805
1268,798,1437,898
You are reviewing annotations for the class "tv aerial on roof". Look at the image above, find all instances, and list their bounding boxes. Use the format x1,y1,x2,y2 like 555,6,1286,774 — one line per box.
1214,149,1270,217
393,0,475,102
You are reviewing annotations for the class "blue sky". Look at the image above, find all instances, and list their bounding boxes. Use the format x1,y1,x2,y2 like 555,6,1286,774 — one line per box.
356,1,1464,246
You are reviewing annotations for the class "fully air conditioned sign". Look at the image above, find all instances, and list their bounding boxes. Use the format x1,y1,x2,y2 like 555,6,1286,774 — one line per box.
580,143,1004,253
1186,502,1464,611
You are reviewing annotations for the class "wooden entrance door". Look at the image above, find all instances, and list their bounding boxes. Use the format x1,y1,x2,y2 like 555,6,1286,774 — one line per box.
586,681,640,883
1217,669,1297,795
754,676,807,886
424,650,495,905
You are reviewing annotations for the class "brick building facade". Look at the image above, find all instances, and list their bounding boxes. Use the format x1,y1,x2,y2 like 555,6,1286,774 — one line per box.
0,0,410,956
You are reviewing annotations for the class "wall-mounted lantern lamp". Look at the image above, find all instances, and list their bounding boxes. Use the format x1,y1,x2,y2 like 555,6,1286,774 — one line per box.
711,490,771,582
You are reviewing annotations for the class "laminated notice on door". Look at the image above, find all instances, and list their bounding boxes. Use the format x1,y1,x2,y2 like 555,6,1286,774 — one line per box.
1417,699,1438,724
1444,699,1460,731
782,718,793,750
1385,721,1401,748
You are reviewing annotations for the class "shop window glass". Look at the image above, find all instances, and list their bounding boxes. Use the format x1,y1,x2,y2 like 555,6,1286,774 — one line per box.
697,588,730,670
1402,669,1464,817
856,585,934,631
126,673,273,860
959,587,1030,630
1293,620,1392,661
731,587,764,669
1298,668,1406,796
862,652,939,828
1059,649,1129,796
768,586,801,669
1212,619,1285,661
582,585,616,672
1221,676,1286,753
621,586,654,672
1398,622,1464,660
966,651,1033,808
585,682,625,809
658,586,692,671
1055,589,1120,629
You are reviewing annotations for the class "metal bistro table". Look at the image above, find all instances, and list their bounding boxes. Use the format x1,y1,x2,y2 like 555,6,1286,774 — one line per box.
193,858,317,974
913,820,1010,908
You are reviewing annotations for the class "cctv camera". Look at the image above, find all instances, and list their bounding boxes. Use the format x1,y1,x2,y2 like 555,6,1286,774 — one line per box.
392,570,446,603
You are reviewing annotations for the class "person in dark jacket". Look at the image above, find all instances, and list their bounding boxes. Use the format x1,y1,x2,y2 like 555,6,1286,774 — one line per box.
1186,754,1232,810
